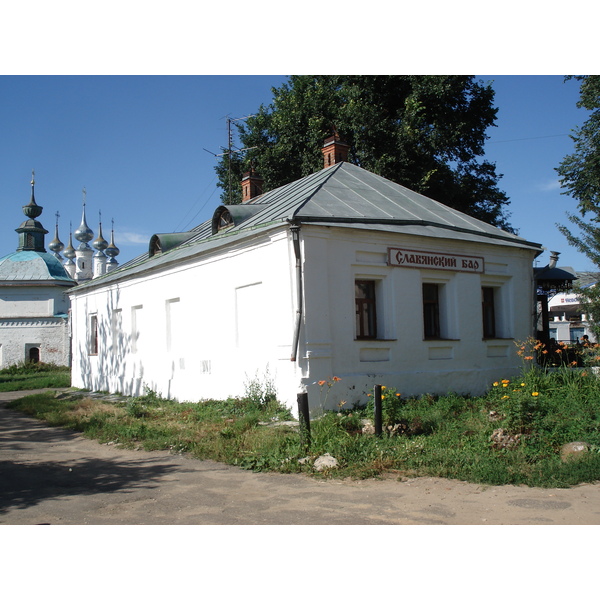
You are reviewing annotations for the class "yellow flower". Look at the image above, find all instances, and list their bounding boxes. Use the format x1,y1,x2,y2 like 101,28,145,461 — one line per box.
531,391,539,397
493,382,499,387
381,386,386,390
502,395,510,399
520,383,526,387
502,383,508,387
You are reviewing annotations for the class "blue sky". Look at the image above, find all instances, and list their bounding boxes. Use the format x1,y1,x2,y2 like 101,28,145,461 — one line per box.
0,75,593,270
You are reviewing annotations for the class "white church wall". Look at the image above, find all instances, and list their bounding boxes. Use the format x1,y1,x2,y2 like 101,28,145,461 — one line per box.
70,228,301,405
0,286,70,318
0,285,72,367
0,318,70,367
295,225,538,411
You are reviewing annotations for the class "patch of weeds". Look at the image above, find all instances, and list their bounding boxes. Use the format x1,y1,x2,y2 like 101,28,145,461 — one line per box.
0,362,71,392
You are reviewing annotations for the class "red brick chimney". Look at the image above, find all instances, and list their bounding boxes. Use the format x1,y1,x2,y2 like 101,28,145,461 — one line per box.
322,134,350,168
241,168,264,203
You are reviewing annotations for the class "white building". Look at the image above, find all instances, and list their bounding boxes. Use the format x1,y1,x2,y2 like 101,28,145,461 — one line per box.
547,275,598,343
0,176,121,368
68,139,544,412
0,176,75,367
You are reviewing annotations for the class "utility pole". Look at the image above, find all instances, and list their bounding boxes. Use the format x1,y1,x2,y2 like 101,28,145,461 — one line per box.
204,115,256,204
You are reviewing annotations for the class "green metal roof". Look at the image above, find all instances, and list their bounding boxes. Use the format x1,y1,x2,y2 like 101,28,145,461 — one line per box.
0,251,75,286
70,162,543,293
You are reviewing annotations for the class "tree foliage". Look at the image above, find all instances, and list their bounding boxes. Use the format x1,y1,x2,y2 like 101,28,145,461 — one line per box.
557,76,600,216
556,76,600,336
215,76,512,229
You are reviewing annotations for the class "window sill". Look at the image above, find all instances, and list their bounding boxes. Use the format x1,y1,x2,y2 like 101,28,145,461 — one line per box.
423,338,460,342
355,338,397,342
482,337,514,341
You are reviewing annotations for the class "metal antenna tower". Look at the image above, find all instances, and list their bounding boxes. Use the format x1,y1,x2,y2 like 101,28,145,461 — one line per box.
204,115,256,204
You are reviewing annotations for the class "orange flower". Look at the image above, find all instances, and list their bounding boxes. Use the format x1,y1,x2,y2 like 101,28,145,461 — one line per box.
318,380,327,386
531,392,539,397
501,379,510,384
332,376,341,382
396,393,401,397
524,356,534,360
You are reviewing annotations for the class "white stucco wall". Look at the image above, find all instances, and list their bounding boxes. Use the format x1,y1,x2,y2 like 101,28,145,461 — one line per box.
296,225,538,411
0,285,72,367
69,223,538,414
70,228,302,403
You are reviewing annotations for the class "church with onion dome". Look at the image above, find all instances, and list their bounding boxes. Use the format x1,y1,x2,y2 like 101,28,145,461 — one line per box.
0,173,120,368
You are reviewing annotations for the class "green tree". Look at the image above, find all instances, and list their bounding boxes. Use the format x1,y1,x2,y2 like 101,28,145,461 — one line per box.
556,76,600,337
216,75,512,229
557,76,600,216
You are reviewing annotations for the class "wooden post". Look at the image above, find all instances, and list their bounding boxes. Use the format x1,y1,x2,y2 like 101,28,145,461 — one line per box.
374,384,383,436
297,392,311,447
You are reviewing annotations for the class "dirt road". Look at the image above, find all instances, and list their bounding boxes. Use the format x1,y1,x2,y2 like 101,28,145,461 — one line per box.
2,390,600,525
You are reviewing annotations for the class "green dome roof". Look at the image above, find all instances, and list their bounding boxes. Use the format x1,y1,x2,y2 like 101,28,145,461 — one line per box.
0,251,75,285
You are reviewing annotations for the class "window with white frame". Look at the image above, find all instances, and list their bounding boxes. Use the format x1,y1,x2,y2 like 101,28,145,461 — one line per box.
422,282,441,339
482,286,496,338
480,277,511,339
89,314,99,355
355,279,377,339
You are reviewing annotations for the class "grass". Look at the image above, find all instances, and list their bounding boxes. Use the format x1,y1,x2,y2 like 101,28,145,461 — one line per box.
0,361,71,392
5,358,600,488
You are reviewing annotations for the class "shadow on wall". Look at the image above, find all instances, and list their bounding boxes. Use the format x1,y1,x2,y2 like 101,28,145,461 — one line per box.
78,289,143,396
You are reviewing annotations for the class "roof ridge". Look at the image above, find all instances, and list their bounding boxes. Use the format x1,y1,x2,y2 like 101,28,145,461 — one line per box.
290,162,345,221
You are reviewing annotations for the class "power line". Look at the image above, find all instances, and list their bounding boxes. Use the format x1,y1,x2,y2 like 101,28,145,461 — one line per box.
172,174,218,232
487,133,571,144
